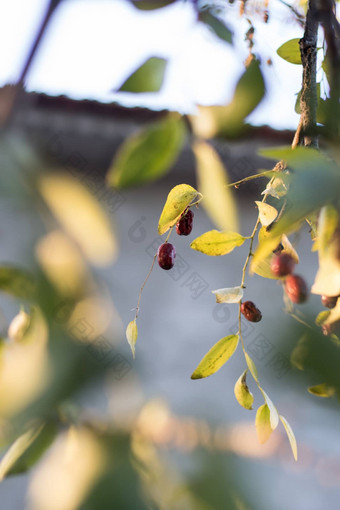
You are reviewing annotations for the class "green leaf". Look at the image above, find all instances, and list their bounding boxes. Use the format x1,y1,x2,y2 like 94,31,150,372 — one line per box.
234,370,254,410
131,0,176,9
191,334,239,379
255,404,272,444
212,286,243,303
280,415,298,461
290,334,310,371
126,320,138,359
255,201,278,227
107,115,186,189
158,184,199,235
190,230,246,256
117,57,167,93
198,9,233,44
308,383,336,397
277,38,302,65
193,141,239,232
315,310,331,326
0,422,58,479
0,266,35,300
260,389,279,430
245,352,258,381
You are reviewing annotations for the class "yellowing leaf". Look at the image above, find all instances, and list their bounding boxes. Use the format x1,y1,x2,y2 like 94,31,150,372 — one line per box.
158,184,198,235
308,383,336,397
281,234,299,263
234,370,254,410
255,404,272,444
190,230,246,256
315,310,330,326
245,352,258,382
255,201,278,227
250,233,281,276
261,175,288,199
39,174,117,267
191,334,239,379
280,415,298,461
126,320,138,359
193,141,238,232
277,38,302,65
212,286,243,303
260,390,279,430
324,299,340,327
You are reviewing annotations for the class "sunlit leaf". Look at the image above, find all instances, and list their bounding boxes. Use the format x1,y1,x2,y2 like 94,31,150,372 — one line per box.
126,320,138,359
0,266,35,300
281,234,299,263
261,175,289,199
158,184,198,235
280,415,298,461
191,334,239,379
198,8,233,44
108,115,186,189
234,369,254,410
28,427,105,510
323,299,340,328
39,173,117,267
255,202,278,227
8,309,31,342
255,404,272,444
0,422,58,479
277,38,302,65
308,383,335,397
260,390,279,430
190,230,246,256
245,352,258,381
312,206,340,297
194,141,238,232
212,286,243,303
117,57,167,93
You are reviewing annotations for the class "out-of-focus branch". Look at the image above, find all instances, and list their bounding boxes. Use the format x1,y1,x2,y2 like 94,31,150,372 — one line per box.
299,0,319,147
277,0,305,27
0,0,62,129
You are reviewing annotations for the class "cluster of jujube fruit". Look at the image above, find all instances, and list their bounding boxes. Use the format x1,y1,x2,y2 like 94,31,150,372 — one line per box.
157,209,194,270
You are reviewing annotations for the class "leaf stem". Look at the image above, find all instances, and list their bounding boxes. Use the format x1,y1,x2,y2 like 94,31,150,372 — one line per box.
225,170,273,189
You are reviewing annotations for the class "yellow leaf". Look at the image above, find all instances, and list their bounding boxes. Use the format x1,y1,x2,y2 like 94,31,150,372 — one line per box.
234,370,254,410
280,415,298,461
281,234,299,263
158,184,199,235
255,201,278,227
255,404,272,444
191,230,246,256
194,141,238,232
260,389,279,430
308,383,335,397
126,320,138,358
39,173,117,267
211,286,243,303
245,352,258,381
191,334,239,379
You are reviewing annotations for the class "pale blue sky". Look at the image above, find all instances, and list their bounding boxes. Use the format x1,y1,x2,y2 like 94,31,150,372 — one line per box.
0,0,318,129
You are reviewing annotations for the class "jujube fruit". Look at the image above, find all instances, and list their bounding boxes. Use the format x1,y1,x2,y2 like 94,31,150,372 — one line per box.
271,253,295,277
241,301,262,322
176,209,194,236
321,295,338,309
157,242,176,270
285,275,308,304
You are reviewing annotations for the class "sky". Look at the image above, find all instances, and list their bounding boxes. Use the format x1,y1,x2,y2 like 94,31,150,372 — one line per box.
0,0,319,129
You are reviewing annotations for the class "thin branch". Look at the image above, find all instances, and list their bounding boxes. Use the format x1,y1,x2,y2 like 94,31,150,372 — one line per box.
1,0,61,129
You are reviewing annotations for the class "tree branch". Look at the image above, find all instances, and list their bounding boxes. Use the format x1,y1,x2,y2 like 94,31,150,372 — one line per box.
299,0,319,147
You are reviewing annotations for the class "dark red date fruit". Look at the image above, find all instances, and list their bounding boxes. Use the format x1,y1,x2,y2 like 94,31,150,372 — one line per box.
241,301,262,322
271,253,295,277
176,209,194,236
285,275,308,304
321,295,338,309
157,242,176,270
